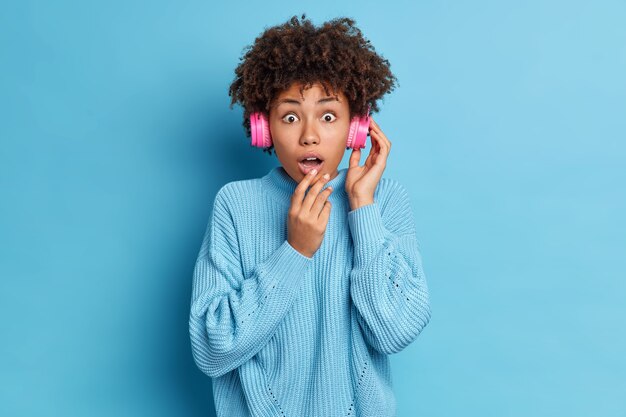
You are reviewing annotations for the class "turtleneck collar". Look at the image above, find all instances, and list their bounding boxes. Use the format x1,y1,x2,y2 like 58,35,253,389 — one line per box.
263,166,349,205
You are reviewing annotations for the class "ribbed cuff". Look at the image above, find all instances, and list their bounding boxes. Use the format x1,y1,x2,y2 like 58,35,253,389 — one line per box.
263,240,314,277
347,202,387,245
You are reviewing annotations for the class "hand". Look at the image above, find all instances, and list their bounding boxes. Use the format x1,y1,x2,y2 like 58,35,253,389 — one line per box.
287,170,334,258
345,117,392,210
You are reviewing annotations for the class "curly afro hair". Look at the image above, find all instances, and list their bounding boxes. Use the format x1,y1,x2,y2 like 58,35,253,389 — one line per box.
227,14,398,156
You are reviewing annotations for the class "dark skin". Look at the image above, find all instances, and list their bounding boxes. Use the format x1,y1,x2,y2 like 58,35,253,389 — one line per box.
287,169,333,258
345,117,392,209
287,116,392,259
227,15,399,259
227,15,399,153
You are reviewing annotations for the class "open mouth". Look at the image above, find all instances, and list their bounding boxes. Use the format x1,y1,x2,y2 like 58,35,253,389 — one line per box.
298,157,324,175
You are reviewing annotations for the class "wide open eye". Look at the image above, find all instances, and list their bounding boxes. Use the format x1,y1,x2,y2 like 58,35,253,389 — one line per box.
281,113,299,124
322,112,337,122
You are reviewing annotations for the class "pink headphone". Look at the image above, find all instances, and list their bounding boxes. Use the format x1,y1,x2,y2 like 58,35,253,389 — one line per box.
249,104,371,150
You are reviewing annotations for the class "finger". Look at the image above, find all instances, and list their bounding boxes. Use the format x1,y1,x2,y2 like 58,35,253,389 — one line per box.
302,173,331,212
369,118,390,149
368,118,375,135
312,186,333,217
363,150,374,169
367,131,387,171
371,128,381,148
363,138,377,169
292,169,320,210
318,199,332,222
348,147,361,168
368,119,380,139
374,122,392,150
369,129,382,156
369,117,381,132
370,129,388,157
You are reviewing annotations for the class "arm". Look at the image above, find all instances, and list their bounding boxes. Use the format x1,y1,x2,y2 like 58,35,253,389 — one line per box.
348,182,431,355
189,189,313,378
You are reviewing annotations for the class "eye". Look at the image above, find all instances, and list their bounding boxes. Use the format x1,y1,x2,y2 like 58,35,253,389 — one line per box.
322,112,337,122
281,113,299,124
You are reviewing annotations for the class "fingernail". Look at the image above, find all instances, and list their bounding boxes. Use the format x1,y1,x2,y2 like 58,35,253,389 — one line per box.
310,169,317,175
323,173,329,179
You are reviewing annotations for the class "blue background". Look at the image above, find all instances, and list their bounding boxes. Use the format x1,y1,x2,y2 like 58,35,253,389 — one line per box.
1,1,625,416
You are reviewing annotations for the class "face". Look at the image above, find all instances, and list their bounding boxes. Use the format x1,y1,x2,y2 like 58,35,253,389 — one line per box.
268,81,351,183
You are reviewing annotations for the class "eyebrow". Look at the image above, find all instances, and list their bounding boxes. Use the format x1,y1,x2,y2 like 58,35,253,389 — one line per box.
274,97,340,108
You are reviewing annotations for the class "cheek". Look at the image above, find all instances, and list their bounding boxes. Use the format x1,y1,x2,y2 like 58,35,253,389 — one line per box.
329,120,351,141
269,123,285,144
272,124,309,147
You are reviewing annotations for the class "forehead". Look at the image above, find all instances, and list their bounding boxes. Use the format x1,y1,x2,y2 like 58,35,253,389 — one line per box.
274,82,346,102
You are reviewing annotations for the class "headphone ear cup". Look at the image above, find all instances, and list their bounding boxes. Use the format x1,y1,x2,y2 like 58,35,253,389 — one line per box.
346,105,371,149
250,112,272,148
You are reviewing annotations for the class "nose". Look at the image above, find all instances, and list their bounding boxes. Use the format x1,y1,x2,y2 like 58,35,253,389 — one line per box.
299,118,319,146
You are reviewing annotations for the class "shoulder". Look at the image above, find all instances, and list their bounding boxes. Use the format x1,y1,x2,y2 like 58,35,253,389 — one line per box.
377,176,408,193
212,177,265,212
375,177,411,207
374,177,415,233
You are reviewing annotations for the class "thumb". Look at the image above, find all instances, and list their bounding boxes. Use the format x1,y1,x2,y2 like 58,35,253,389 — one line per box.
348,148,361,168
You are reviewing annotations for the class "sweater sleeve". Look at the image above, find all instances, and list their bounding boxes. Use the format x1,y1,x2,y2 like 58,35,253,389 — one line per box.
348,181,432,355
189,188,313,378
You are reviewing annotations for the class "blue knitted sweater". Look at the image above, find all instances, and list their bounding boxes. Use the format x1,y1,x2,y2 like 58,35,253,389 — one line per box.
189,166,431,417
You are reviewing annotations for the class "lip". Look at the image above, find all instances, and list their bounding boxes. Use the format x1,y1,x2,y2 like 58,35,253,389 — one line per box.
297,160,325,176
298,151,324,162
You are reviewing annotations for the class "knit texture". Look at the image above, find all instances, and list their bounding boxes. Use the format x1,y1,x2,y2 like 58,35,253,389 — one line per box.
189,166,431,417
